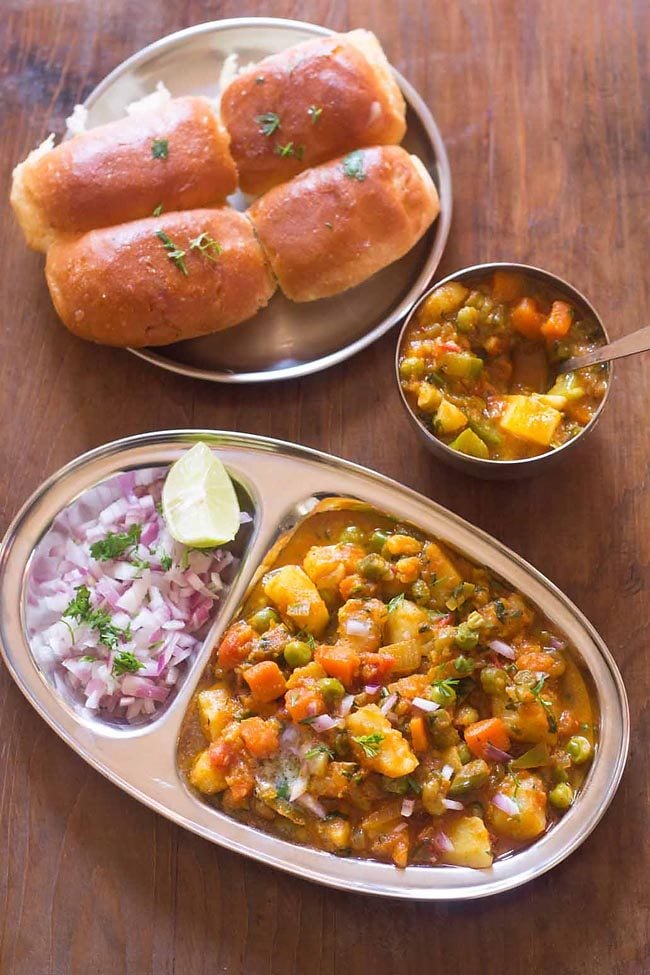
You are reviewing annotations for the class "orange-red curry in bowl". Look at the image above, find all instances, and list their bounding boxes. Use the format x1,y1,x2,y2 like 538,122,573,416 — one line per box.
179,501,597,869
398,270,609,461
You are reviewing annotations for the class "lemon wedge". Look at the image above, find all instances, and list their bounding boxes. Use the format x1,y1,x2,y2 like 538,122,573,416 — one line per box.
162,442,240,547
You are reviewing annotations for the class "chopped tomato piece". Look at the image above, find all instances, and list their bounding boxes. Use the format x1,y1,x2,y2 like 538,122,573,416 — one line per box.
315,643,360,689
239,717,280,758
208,740,235,770
217,621,255,670
285,686,326,723
225,752,255,801
360,652,394,686
242,660,286,703
541,300,573,340
464,718,511,759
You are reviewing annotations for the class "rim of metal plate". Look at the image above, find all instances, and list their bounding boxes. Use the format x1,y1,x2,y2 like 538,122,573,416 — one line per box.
82,18,452,384
0,431,629,900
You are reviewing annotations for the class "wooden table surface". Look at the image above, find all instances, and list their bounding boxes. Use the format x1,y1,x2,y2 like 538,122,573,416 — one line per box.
1,1,648,972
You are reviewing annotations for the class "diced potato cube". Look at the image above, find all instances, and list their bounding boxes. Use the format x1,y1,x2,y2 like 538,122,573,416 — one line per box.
346,705,418,778
285,660,326,689
439,816,494,869
197,685,237,741
421,542,463,602
380,640,422,675
436,399,468,434
316,816,352,851
449,428,489,459
303,543,364,592
263,564,329,636
499,395,562,447
421,282,469,321
417,382,443,412
385,598,429,645
486,772,547,841
189,750,227,795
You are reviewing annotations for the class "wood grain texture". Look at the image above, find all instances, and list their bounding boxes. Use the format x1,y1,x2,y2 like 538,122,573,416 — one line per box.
0,1,648,972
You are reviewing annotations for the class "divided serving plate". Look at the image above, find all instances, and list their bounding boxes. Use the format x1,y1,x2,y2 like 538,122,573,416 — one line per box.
0,431,628,899
82,18,452,383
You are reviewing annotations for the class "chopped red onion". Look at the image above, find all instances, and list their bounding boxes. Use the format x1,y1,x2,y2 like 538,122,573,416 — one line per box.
364,684,380,695
432,830,454,854
443,798,464,811
380,692,398,715
441,763,455,781
295,794,327,819
338,694,355,717
489,639,516,660
483,743,513,764
25,467,246,723
289,766,309,802
344,618,373,636
412,696,440,713
310,714,343,733
401,798,415,818
492,792,520,816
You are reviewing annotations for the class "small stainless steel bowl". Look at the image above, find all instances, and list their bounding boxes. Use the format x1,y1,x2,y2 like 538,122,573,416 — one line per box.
395,262,613,479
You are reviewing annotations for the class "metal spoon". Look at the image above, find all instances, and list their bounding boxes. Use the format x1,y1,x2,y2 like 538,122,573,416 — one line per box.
556,324,650,374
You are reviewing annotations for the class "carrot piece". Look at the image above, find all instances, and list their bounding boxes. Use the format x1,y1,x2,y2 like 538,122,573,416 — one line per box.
218,621,255,670
409,715,429,754
540,300,573,340
315,644,360,689
208,740,235,770
491,271,523,303
285,686,326,723
239,716,280,758
242,660,286,703
464,718,511,759
360,652,394,686
511,297,545,339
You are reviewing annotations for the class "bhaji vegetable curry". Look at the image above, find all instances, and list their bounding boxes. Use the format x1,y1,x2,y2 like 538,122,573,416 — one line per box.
180,503,597,869
399,270,608,461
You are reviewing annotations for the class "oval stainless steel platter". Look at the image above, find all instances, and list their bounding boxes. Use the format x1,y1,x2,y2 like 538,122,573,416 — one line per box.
82,18,452,384
0,432,628,900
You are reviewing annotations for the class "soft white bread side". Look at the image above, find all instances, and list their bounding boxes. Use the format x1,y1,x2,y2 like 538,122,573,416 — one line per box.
248,145,440,302
220,30,407,196
45,208,276,347
11,97,238,252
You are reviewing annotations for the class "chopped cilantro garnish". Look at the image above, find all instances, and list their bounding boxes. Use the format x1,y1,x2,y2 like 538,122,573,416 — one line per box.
62,585,129,651
387,592,406,613
112,651,144,676
155,230,188,276
275,781,290,800
159,553,173,571
256,111,281,136
189,232,222,262
275,141,304,159
342,150,366,181
295,629,316,650
307,105,322,123
90,523,141,561
151,137,169,159
530,674,558,733
152,203,163,217
305,743,334,760
351,733,384,758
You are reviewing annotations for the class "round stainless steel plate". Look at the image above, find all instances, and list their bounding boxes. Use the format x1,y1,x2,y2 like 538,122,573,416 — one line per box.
0,431,628,900
83,18,452,383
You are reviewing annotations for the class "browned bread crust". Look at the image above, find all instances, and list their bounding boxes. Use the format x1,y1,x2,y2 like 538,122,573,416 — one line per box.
248,146,440,302
45,209,276,346
11,97,238,251
220,30,406,197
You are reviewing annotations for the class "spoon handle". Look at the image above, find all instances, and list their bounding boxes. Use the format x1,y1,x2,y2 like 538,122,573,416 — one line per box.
557,325,650,374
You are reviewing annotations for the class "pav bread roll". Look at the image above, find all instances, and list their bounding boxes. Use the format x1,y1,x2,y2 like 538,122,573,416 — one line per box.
248,145,440,302
220,30,406,196
45,209,276,347
11,97,238,252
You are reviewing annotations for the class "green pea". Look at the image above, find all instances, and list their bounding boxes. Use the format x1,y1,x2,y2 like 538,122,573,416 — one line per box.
339,525,364,545
429,681,457,706
369,530,390,553
454,622,479,651
549,782,574,810
249,606,280,634
410,579,430,605
399,356,425,380
319,677,345,701
480,666,507,695
453,655,474,676
357,553,390,581
283,640,313,669
566,735,592,765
